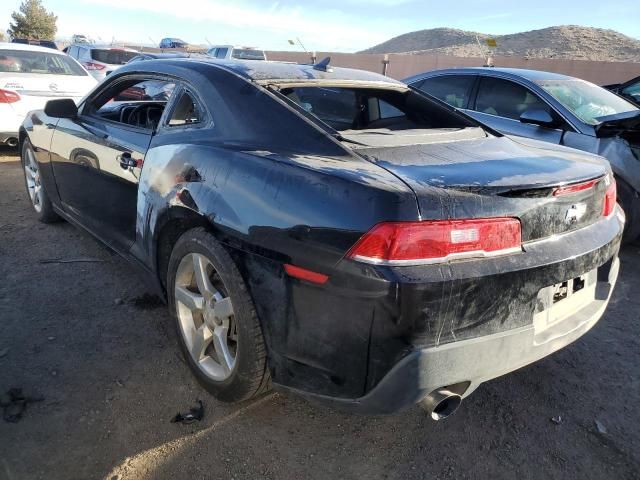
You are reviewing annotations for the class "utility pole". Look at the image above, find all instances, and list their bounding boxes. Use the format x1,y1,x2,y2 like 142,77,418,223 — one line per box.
382,54,390,76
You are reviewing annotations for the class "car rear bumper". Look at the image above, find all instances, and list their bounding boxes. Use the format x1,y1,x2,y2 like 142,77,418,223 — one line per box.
0,132,19,145
272,207,624,414
282,253,620,414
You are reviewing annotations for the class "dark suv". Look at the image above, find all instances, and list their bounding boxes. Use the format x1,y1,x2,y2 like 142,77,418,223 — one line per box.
11,38,57,50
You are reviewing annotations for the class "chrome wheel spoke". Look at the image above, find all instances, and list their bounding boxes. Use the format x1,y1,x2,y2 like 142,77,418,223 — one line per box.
191,324,212,362
193,254,215,301
175,285,204,312
212,325,235,373
175,251,237,381
24,166,35,181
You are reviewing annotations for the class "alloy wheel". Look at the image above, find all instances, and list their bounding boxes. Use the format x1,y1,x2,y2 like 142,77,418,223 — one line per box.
174,253,238,381
24,147,42,213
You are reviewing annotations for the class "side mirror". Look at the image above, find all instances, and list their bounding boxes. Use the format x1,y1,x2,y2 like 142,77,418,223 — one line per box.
44,98,78,119
519,109,558,129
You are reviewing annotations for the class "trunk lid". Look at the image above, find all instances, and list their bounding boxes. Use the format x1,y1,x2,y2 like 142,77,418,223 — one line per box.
1,74,96,117
354,135,609,242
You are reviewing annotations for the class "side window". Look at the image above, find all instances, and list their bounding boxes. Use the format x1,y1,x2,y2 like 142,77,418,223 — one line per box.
168,91,203,127
379,100,404,119
418,75,475,108
91,79,176,130
208,48,217,57
475,77,553,120
216,48,228,59
68,46,78,58
366,98,406,125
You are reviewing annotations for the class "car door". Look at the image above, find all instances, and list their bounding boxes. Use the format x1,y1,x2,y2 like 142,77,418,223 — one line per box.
49,75,176,251
466,76,564,144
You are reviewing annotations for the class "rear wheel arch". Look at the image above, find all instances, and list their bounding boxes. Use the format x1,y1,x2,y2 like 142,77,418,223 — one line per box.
154,207,216,292
154,206,255,292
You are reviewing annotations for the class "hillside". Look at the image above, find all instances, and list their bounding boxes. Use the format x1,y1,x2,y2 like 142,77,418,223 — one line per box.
360,25,640,62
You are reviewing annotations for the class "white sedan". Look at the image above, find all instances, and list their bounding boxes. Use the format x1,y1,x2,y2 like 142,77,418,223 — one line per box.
0,42,97,147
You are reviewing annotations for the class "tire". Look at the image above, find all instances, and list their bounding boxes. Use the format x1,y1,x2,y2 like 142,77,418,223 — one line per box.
616,176,640,245
21,138,60,223
167,227,270,402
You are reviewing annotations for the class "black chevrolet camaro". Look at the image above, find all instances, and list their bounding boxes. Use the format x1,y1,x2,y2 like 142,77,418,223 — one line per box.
20,59,623,418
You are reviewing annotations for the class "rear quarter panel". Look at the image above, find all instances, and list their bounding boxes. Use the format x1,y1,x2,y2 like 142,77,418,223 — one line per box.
137,140,418,398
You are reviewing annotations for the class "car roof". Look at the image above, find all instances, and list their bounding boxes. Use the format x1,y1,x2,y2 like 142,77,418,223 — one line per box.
0,41,64,54
406,66,576,84
115,58,404,89
192,58,403,84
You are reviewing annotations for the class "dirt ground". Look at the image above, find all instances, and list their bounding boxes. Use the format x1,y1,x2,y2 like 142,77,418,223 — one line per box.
0,147,639,480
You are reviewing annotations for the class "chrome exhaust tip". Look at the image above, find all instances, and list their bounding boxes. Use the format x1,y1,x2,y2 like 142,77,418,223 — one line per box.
419,388,462,421
6,137,18,148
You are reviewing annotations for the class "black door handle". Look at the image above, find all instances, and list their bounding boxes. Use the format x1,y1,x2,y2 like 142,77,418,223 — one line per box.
118,152,137,169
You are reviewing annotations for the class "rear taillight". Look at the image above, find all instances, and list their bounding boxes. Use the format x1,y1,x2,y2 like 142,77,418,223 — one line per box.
83,62,105,70
603,178,617,217
347,218,522,265
0,89,20,104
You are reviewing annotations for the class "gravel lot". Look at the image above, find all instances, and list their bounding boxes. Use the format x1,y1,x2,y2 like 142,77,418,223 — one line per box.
1,147,639,480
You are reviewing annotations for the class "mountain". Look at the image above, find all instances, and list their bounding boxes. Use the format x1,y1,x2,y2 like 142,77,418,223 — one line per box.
359,26,640,62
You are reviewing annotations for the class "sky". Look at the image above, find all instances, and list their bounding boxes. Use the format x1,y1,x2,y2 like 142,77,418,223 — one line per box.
1,0,639,52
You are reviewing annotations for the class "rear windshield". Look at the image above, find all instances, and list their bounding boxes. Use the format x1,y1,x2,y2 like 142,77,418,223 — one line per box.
0,49,86,75
537,79,638,125
231,49,265,60
281,86,472,132
90,49,138,65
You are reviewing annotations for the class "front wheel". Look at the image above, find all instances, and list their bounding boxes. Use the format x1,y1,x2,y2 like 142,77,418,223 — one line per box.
21,139,60,223
167,227,270,402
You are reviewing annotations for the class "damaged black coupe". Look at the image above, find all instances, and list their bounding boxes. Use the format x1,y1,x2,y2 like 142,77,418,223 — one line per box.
20,59,623,417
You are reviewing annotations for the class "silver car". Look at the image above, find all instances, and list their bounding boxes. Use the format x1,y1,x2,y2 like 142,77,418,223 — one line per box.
207,45,266,61
65,44,138,81
405,67,640,241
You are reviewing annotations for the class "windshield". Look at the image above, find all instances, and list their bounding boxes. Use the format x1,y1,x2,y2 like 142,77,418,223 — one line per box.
0,49,86,75
537,79,638,125
232,49,265,60
91,49,138,65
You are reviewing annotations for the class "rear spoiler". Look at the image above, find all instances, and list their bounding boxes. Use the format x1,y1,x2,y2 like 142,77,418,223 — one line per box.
594,110,640,136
